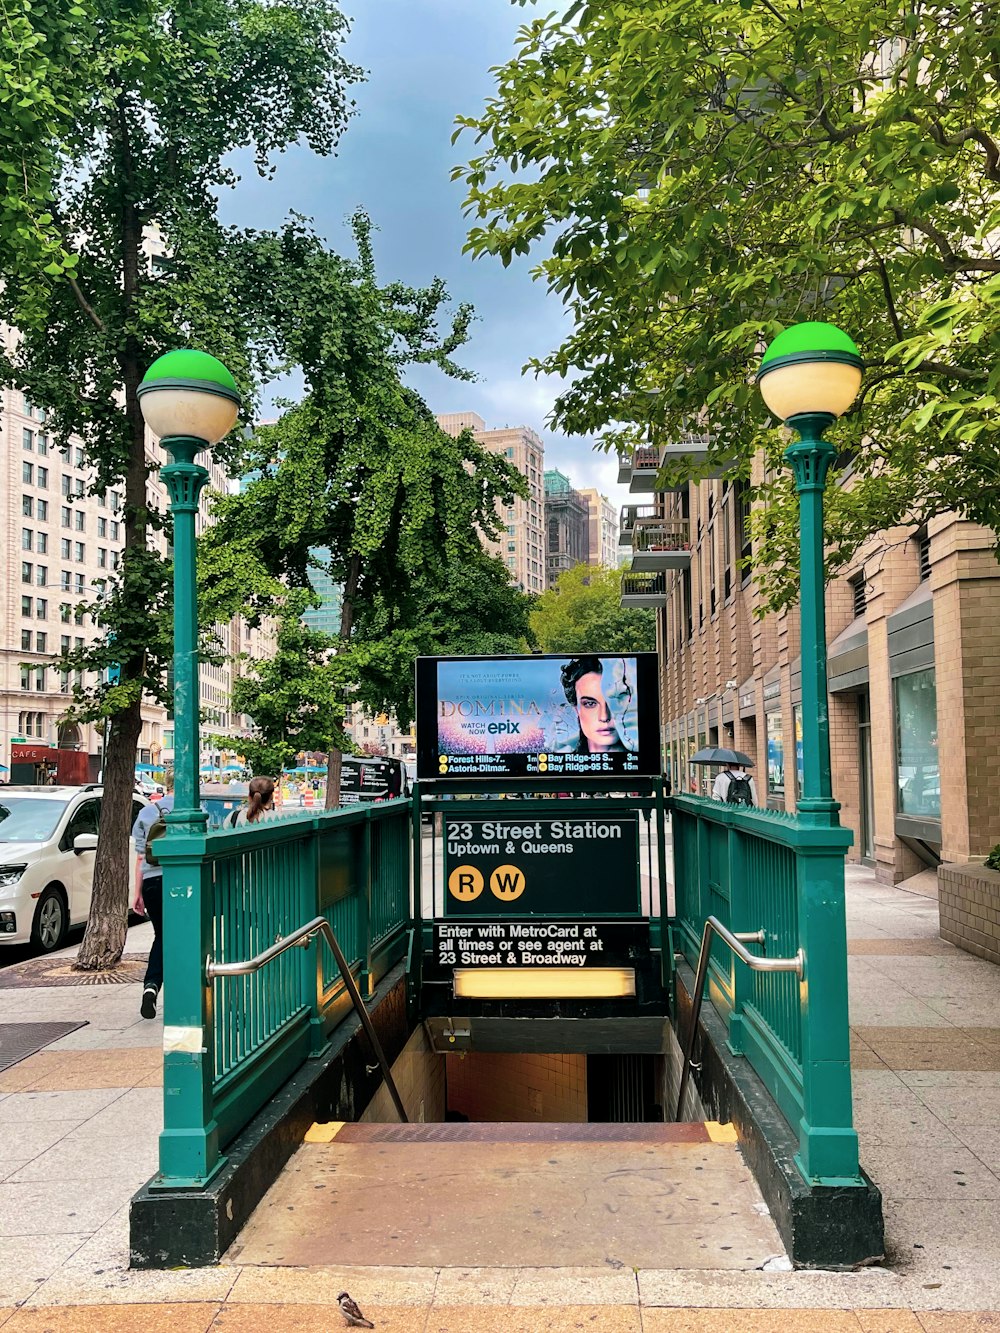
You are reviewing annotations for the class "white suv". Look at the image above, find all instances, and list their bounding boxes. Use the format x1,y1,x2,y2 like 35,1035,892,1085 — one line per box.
0,786,149,952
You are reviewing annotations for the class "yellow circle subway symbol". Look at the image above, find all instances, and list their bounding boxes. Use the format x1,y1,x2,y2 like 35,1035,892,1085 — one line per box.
490,864,526,902
448,865,484,901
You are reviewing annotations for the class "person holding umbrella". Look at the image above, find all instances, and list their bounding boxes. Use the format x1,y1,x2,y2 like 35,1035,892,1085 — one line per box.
690,745,758,806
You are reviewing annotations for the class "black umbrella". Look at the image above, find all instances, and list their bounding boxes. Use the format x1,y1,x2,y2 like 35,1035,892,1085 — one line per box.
689,746,754,767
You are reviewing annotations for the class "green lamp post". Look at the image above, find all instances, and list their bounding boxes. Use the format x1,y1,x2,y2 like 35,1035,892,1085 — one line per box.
757,321,862,826
137,349,239,1187
137,350,241,832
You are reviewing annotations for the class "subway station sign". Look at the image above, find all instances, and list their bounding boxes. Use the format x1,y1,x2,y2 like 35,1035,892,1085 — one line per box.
433,919,649,970
443,815,641,917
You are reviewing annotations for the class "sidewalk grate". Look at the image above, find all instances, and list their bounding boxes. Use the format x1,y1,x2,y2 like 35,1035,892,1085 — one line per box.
0,954,148,989
0,1021,86,1073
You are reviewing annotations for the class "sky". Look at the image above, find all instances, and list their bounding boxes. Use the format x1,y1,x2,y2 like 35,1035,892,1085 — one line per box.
218,0,629,510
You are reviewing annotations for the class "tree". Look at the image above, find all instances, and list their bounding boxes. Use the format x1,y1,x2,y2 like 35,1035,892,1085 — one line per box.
200,218,529,800
229,591,345,778
456,0,1000,607
0,1,360,967
530,565,656,654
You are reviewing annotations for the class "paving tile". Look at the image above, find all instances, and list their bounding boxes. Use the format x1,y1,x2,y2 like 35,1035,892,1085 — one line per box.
211,1305,428,1333
0,1121,80,1168
25,1265,238,1307
432,1268,519,1305
0,1090,125,1123
918,1316,1000,1330
853,1027,965,1046
909,1087,1000,1126
641,1312,864,1331
510,1267,638,1305
860,1143,1000,1201
0,1234,89,1290
855,1314,925,1332
867,1043,1000,1073
0,1179,127,1237
427,1308,638,1333
848,939,956,956
6,1304,220,1332
956,1028,1000,1048
225,1266,439,1306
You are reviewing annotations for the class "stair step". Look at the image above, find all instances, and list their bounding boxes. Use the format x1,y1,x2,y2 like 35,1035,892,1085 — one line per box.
323,1120,734,1145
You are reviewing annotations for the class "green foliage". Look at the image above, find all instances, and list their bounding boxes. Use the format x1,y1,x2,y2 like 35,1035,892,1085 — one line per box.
457,0,1000,608
530,565,656,654
0,0,360,966
201,218,530,736
230,591,345,776
985,845,1000,872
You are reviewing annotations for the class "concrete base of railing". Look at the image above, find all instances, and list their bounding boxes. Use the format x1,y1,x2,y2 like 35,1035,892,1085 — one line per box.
129,962,409,1269
672,961,885,1269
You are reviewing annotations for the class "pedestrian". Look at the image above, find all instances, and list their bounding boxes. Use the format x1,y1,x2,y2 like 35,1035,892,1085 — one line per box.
132,773,174,1020
712,765,757,806
233,775,280,826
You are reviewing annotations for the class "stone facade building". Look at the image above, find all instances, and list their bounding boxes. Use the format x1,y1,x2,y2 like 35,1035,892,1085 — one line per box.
543,468,590,588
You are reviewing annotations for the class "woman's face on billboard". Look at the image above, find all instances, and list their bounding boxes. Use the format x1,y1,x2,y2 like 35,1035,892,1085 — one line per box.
575,669,625,751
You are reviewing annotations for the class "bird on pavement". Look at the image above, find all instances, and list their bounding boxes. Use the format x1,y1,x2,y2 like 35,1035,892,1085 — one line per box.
337,1291,375,1328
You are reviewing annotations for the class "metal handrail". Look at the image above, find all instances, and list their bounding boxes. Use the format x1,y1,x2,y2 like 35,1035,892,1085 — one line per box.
206,915,408,1123
675,915,804,1122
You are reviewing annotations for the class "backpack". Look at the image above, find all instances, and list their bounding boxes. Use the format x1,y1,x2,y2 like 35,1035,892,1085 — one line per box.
725,773,754,806
144,813,168,865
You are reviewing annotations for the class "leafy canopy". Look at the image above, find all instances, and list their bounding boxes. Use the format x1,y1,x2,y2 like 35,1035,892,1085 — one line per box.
457,0,1000,606
531,564,656,655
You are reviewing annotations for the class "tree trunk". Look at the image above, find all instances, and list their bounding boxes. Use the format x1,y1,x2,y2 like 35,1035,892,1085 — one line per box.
74,696,143,970
325,553,361,809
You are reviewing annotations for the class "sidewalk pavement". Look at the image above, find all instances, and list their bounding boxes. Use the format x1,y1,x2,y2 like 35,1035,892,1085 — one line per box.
1,867,999,1330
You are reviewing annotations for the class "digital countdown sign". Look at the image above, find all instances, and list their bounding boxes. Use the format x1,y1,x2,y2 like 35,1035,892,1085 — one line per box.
414,653,660,782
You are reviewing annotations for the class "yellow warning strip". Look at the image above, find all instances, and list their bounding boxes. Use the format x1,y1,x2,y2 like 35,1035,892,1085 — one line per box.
705,1120,738,1144
304,1121,345,1143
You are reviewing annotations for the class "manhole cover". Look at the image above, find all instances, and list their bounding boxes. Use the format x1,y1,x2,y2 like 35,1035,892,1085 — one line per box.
0,1021,87,1073
0,955,148,989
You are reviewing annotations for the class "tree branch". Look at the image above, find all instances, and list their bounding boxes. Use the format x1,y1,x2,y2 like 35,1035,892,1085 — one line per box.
67,274,105,331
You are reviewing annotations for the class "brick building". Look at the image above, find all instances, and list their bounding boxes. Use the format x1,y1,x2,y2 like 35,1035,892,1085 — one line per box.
620,443,1000,883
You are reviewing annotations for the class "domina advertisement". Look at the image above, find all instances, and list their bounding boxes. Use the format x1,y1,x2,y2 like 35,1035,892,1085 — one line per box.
414,653,660,781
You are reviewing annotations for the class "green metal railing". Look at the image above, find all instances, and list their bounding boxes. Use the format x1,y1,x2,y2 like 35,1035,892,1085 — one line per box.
671,794,861,1187
155,799,411,1190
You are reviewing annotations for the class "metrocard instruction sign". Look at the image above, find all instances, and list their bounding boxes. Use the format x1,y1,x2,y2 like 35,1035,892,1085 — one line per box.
443,815,640,917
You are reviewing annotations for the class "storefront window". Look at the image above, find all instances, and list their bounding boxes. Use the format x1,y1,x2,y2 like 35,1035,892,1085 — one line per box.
894,669,940,819
766,711,784,801
793,705,804,801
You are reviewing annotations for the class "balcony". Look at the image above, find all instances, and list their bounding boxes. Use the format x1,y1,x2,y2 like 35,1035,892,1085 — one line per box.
617,446,660,492
630,519,692,571
617,437,730,493
619,504,658,546
620,571,668,607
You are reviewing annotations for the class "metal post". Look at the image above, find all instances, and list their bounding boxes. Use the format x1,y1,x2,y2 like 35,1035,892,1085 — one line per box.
784,413,839,826
156,434,218,1187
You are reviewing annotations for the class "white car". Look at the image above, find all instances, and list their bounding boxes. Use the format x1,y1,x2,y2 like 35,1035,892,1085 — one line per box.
0,785,149,952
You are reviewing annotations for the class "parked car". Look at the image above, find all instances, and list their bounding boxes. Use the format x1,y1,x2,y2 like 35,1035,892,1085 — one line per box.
0,785,149,953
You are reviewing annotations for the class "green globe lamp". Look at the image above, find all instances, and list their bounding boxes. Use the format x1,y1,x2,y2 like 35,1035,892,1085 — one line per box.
756,322,863,825
137,348,241,445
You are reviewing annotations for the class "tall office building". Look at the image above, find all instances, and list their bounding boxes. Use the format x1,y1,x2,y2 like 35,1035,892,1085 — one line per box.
543,469,590,588
436,412,546,594
577,486,620,569
0,363,269,776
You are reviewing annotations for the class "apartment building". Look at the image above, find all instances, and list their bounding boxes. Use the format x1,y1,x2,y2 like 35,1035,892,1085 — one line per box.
543,469,590,588
1,375,265,776
577,486,620,569
619,443,1000,884
435,412,546,594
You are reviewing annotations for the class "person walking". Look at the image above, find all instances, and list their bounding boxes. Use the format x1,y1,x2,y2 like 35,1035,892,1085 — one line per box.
712,765,758,806
233,776,280,826
132,775,174,1020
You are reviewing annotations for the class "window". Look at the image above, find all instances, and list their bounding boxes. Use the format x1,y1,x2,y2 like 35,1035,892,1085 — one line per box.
21,629,32,651
61,475,71,497
60,570,71,590
22,495,33,517
74,542,85,561
74,573,85,593
37,466,48,488
60,635,70,655
22,395,33,417
61,507,71,528
35,632,46,653
98,548,107,568
22,427,33,451
60,672,70,695
851,575,867,619
915,528,931,581
37,499,48,522
22,596,33,617
34,668,46,692
36,532,47,555
60,603,71,623
506,525,515,536
20,669,31,690
36,433,48,456
36,566,47,587
110,520,120,541
111,551,120,569
22,528,33,551
60,539,71,560
98,517,107,537
74,447,85,468
894,669,939,819
74,510,85,531
74,478,84,497
22,461,33,484
36,598,47,619
111,490,122,512
21,562,32,584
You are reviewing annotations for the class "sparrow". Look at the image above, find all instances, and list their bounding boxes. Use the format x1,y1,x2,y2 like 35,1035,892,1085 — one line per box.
337,1291,375,1329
